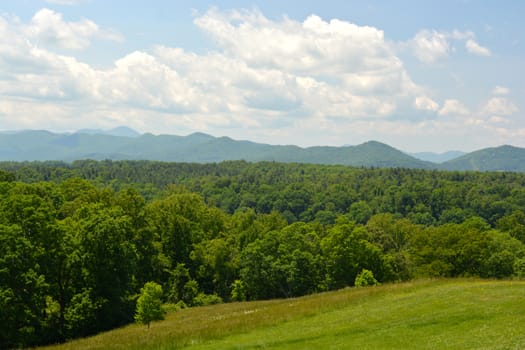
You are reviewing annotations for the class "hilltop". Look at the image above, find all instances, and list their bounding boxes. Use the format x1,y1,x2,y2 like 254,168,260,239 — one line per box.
441,145,525,172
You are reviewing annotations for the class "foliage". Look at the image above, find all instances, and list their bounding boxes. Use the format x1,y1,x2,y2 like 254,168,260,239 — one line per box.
134,282,164,328
192,293,223,306
354,269,379,287
1,160,525,347
231,280,247,302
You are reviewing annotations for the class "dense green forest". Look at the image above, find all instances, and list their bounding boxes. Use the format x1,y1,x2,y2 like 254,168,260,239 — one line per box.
1,160,525,349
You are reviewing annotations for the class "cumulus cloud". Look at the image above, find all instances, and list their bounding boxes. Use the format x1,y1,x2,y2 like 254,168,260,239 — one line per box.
25,8,122,50
465,39,491,56
483,97,518,116
438,99,470,116
411,30,450,63
414,96,439,112
411,29,491,63
194,9,418,96
196,10,391,75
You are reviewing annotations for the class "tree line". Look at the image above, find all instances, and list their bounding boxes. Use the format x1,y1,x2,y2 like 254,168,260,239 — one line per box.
0,161,525,348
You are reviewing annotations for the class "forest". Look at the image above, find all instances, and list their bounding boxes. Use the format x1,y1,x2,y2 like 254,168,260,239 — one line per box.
1,160,525,349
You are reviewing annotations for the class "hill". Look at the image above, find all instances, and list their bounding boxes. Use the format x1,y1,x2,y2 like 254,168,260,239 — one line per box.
0,130,433,169
2,129,525,171
39,279,525,350
440,145,525,172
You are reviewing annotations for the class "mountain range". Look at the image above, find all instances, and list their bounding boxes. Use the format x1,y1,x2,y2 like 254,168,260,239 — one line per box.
0,128,524,172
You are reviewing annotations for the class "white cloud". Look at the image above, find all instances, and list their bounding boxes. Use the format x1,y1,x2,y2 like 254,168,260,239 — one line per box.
194,9,415,96
438,99,470,116
411,30,450,63
492,86,510,95
25,8,122,50
414,96,439,112
465,39,491,56
449,29,474,40
483,97,518,116
410,29,491,63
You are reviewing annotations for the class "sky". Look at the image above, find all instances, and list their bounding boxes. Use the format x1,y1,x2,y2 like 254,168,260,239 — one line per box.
0,1,524,152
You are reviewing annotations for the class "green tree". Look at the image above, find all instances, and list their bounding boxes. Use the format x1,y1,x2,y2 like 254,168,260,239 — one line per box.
348,201,373,224
135,282,164,328
355,269,379,287
75,204,138,330
191,237,239,299
321,223,385,289
240,222,323,299
0,224,47,349
497,210,525,243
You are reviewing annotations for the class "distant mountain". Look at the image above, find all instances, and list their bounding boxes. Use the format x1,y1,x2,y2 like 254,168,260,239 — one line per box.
0,130,432,168
0,130,523,171
440,145,525,172
410,151,465,163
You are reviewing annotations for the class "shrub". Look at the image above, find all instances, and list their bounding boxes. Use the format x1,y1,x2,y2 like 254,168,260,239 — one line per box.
355,269,380,287
514,258,525,279
192,293,223,306
231,279,247,302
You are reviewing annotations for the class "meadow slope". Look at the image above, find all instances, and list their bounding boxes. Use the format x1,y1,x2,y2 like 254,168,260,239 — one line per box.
39,279,525,350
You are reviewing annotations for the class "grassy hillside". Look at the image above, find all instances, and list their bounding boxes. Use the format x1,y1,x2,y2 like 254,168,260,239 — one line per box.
40,279,525,350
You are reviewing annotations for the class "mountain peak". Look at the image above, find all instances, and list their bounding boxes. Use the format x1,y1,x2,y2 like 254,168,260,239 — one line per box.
187,132,215,140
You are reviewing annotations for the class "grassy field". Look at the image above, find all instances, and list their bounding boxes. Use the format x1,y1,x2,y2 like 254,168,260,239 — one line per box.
39,279,525,350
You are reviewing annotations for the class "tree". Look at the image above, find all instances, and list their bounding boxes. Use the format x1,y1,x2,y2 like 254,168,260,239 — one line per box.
321,223,385,289
77,205,137,330
0,224,48,349
240,222,323,299
135,282,164,328
348,201,373,224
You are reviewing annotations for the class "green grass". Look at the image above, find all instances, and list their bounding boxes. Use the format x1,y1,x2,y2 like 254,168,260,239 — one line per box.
39,279,525,350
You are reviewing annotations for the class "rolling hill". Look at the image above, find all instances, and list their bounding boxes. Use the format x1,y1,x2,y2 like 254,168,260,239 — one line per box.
440,145,525,172
0,130,433,168
38,279,525,350
1,129,524,171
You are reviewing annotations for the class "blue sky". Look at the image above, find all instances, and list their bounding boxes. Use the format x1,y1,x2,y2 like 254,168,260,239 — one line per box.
0,0,523,152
